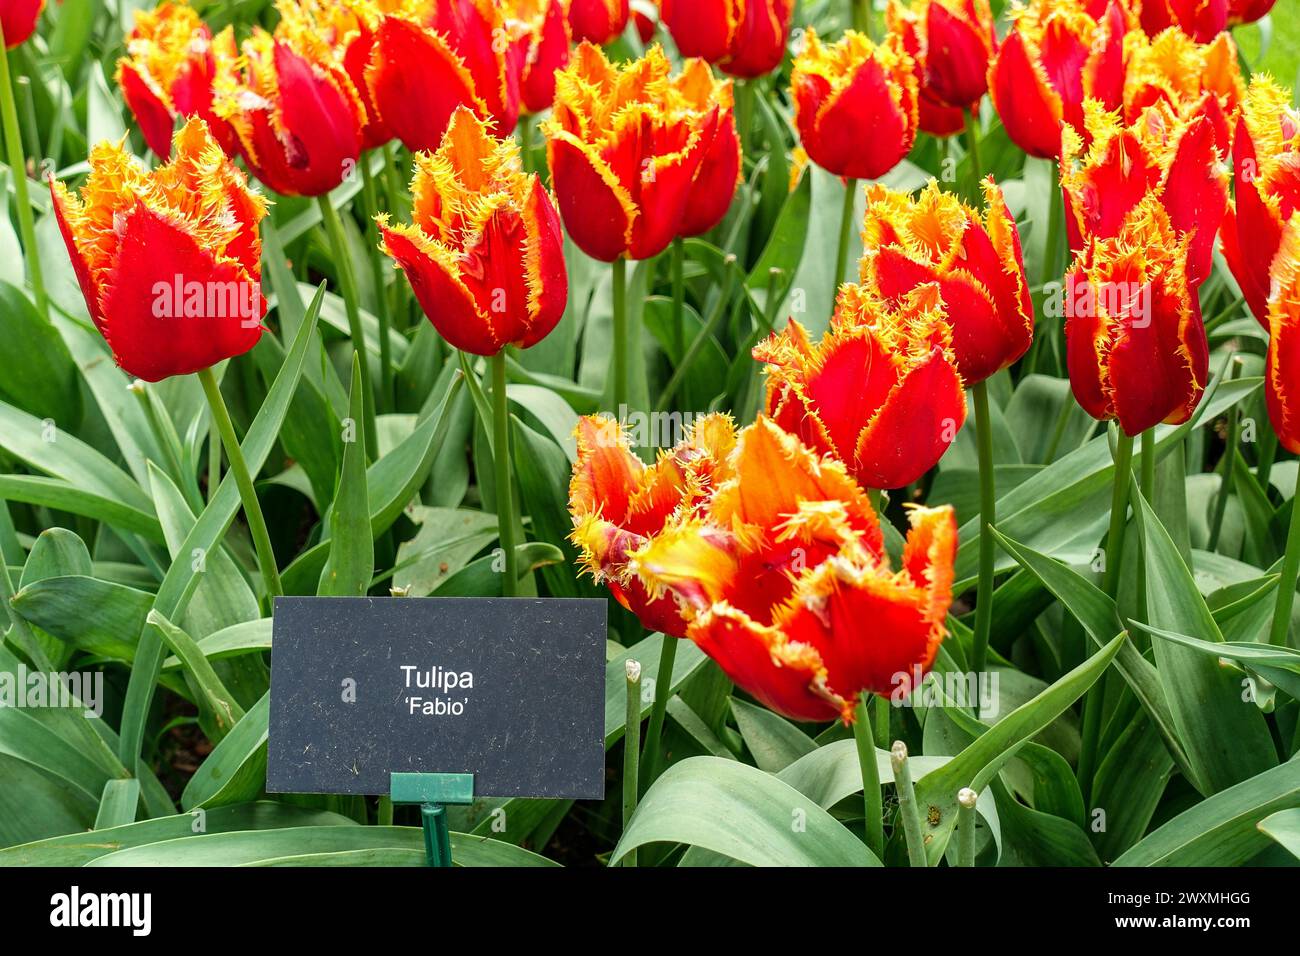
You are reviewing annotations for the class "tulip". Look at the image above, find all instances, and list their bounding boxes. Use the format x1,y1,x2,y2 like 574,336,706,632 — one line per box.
1220,76,1299,328
1065,196,1208,437
629,417,957,723
1266,216,1300,648
860,177,1034,385
1135,0,1227,43
1061,101,1228,287
212,22,364,197
885,0,966,137
116,2,239,160
988,0,1129,159
367,0,524,154
378,106,566,356
568,0,629,45
885,0,996,116
660,0,794,79
1123,28,1243,154
50,119,267,382
0,0,41,48
791,28,919,182
754,283,967,490
1228,0,1276,24
510,0,572,115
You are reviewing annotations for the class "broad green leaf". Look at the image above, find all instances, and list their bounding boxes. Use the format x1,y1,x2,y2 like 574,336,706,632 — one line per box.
319,355,373,597
11,574,151,660
0,280,81,426
181,692,269,812
94,779,140,830
730,698,816,773
1257,808,1300,861
0,474,162,541
146,610,245,741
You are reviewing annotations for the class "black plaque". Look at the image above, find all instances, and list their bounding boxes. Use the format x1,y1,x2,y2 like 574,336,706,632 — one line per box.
267,596,606,799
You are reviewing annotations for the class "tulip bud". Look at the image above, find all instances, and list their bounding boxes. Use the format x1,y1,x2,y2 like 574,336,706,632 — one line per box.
1265,216,1300,454
510,0,572,115
0,0,42,48
791,29,920,181
661,0,795,79
568,0,629,45
50,120,268,382
1134,0,1227,43
378,107,567,356
886,0,996,116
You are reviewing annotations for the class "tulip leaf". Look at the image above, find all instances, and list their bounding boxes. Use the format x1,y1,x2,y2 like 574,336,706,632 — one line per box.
319,355,374,597
730,698,816,773
0,280,82,428
11,574,152,661
145,609,245,742
181,691,269,812
1257,808,1300,861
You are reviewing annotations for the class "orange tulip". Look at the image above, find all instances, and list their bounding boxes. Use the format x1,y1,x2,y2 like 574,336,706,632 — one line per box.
509,0,572,115
1221,76,1299,328
1065,196,1208,436
631,417,957,722
1265,216,1300,454
660,0,794,79
378,107,566,356
367,0,524,154
568,0,629,45
544,44,740,261
754,283,967,490
1134,0,1226,43
791,29,919,181
860,178,1034,385
1061,101,1228,286
212,19,365,196
1123,28,1243,155
50,120,267,382
885,0,996,117
988,0,1129,159
569,413,738,638
0,0,42,47
116,2,239,160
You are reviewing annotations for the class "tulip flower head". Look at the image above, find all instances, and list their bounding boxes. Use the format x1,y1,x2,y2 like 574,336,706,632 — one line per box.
885,0,996,119
1065,196,1208,436
508,0,572,115
116,2,239,159
1227,0,1276,24
569,413,738,638
212,17,365,196
1122,27,1243,153
630,417,957,722
1265,216,1300,454
544,44,741,261
754,283,967,490
50,120,268,382
791,29,919,181
0,0,42,48
988,0,1130,159
1221,76,1300,327
568,0,629,45
860,178,1034,385
1134,0,1227,43
660,0,794,78
378,106,566,356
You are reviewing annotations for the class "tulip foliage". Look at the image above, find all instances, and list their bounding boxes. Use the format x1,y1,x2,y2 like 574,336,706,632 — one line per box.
1,0,1300,875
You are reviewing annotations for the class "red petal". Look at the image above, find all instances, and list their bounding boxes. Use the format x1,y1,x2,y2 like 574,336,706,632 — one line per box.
660,0,731,62
119,63,179,159
1162,116,1228,287
1064,268,1113,424
368,18,482,153
1108,279,1206,435
547,133,632,261
680,107,741,237
1228,118,1283,327
519,178,568,348
720,0,792,79
802,58,914,180
1,0,42,49
989,30,1063,159
925,1,990,109
380,226,500,355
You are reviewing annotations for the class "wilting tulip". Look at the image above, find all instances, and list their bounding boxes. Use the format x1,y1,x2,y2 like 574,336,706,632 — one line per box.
988,0,1129,159
1266,216,1300,454
569,413,738,638
0,0,41,47
50,120,267,382
378,107,566,355
1061,101,1228,286
1228,0,1276,24
1065,197,1207,436
660,0,794,78
885,0,996,117
791,29,919,181
568,0,628,45
212,22,364,196
754,284,967,489
544,43,739,261
1221,76,1299,327
367,0,524,154
860,178,1033,385
1135,0,1227,43
116,2,239,159
630,417,957,722
510,0,571,115
1123,28,1243,154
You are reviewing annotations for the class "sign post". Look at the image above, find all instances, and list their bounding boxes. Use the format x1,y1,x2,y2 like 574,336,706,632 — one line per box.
390,772,475,867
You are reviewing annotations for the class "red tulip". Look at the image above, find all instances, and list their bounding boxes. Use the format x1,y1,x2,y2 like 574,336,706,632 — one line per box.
378,107,566,356
510,0,571,115
1228,0,1276,24
1135,0,1227,43
116,2,239,159
660,0,794,78
1123,28,1243,156
860,178,1034,385
885,0,966,136
1065,196,1208,436
0,0,41,48
212,24,364,196
568,0,629,45
886,0,996,116
50,120,267,382
755,283,967,490
988,0,1129,159
791,29,919,181
1265,216,1300,454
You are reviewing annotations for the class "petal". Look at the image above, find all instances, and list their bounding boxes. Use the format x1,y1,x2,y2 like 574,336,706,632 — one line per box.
720,0,793,79
519,177,568,348
804,56,914,180
118,62,178,159
546,129,634,261
1227,117,1283,327
569,415,645,522
268,42,362,196
49,180,107,335
660,0,733,63
520,0,571,114
990,30,1064,159
1081,0,1127,113
1,0,42,48
1266,219,1300,454
624,111,708,260
1161,115,1228,287
1064,266,1113,424
680,105,741,237
925,1,990,109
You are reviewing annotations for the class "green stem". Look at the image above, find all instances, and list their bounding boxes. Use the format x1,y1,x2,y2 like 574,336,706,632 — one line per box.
956,787,978,867
207,418,220,504
964,108,983,200
377,795,393,827
611,257,628,418
1137,427,1156,621
640,635,677,791
833,178,857,309
517,112,534,175
622,659,642,867
970,381,997,696
670,236,685,361
491,351,518,598
1269,487,1300,647
1044,162,1065,288
657,254,737,412
735,78,755,153
852,0,876,38
360,157,394,412
854,696,884,860
1208,358,1244,553
317,195,377,461
891,741,928,867
0,28,46,319
196,367,282,600
1258,426,1278,492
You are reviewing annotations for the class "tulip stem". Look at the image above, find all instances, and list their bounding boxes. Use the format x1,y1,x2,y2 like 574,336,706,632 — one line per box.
640,634,676,793
956,787,978,867
491,350,519,598
612,257,628,419
1269,484,1300,647
963,109,983,200
1137,426,1157,621
622,659,642,868
970,381,997,706
854,696,884,861
360,157,394,412
0,26,47,320
852,0,877,39
1208,357,1244,553
833,178,857,310
670,236,685,361
1257,426,1278,491
317,194,378,461
1043,162,1065,288
891,741,928,867
196,366,282,601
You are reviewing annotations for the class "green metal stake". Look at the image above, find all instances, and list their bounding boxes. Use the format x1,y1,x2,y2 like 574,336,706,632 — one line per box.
390,772,475,867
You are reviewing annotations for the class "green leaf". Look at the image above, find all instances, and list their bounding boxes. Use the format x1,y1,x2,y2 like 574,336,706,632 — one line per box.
0,281,81,427
1257,808,1300,861
0,474,162,541
11,575,151,660
181,692,269,812
145,610,245,742
730,698,815,773
161,618,272,671
604,635,709,748
94,779,140,830
319,355,373,597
